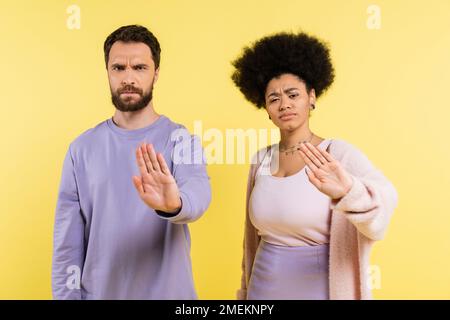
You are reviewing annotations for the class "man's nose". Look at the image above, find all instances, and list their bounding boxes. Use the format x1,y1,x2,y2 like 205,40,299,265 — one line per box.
121,68,136,86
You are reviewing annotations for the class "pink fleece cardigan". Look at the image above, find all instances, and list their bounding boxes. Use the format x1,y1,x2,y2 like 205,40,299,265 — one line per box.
237,138,398,300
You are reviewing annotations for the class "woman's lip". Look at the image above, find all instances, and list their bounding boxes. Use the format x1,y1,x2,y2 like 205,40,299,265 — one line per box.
279,113,297,120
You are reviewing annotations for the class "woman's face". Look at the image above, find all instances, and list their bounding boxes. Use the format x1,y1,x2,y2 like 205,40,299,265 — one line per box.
264,73,315,132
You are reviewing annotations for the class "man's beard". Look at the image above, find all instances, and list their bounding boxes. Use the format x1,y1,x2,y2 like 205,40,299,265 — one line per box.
111,83,153,112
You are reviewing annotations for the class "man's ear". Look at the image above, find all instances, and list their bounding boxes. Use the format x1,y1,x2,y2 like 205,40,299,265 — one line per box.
153,67,160,83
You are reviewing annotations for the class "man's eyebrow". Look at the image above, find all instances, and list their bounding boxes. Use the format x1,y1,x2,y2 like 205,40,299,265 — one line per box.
110,63,125,68
133,63,150,68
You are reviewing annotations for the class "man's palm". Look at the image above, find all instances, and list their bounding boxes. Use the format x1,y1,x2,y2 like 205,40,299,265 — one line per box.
132,143,181,212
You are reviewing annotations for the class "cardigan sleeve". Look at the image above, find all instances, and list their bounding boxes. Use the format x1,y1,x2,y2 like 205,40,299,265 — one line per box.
236,148,268,300
329,140,398,241
236,162,259,300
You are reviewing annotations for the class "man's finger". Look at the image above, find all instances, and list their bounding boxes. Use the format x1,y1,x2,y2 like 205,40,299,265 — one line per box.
141,144,154,172
147,144,161,172
157,153,171,175
132,175,145,196
136,147,149,175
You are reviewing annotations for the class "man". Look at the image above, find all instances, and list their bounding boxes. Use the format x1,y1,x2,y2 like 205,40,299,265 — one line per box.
52,25,211,299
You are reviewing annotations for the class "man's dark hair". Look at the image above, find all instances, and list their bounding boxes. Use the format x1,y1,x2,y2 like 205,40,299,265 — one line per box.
231,32,335,109
103,25,161,69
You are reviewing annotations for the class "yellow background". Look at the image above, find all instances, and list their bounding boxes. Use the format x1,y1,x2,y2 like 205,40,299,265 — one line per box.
1,0,449,299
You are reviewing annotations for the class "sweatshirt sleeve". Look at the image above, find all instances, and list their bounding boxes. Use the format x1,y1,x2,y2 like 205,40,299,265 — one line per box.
52,145,86,300
330,141,399,241
156,130,211,224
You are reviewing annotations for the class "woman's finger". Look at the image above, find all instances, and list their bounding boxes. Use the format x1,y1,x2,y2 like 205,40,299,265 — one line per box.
299,143,322,168
316,146,335,163
305,166,321,186
305,142,328,165
299,149,319,172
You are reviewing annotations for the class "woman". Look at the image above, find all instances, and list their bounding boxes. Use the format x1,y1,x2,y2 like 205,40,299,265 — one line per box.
231,32,398,300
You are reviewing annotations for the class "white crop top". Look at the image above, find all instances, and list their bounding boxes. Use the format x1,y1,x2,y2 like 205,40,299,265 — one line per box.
249,139,332,246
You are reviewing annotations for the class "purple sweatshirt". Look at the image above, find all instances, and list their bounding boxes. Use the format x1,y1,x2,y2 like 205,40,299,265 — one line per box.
52,115,211,299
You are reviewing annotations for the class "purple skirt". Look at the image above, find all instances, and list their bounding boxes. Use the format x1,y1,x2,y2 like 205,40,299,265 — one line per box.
247,241,330,300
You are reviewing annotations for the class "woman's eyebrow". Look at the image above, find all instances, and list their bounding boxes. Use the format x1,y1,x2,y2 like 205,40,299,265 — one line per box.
267,92,280,98
284,87,299,93
267,87,299,98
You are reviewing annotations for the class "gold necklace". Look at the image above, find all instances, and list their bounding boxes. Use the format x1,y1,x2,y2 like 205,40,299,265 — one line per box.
279,133,314,155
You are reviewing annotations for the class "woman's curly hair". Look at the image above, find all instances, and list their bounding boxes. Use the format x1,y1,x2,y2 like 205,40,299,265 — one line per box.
231,32,335,108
